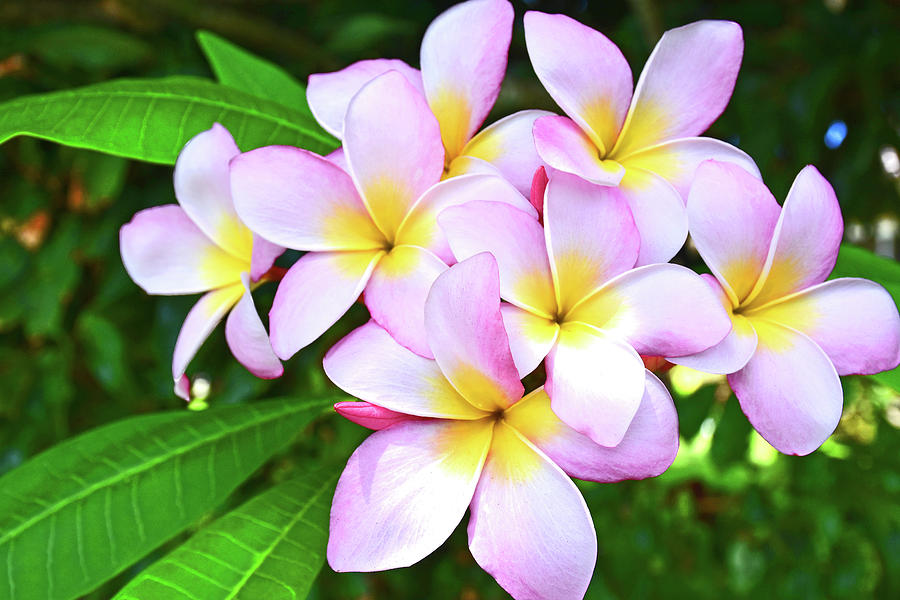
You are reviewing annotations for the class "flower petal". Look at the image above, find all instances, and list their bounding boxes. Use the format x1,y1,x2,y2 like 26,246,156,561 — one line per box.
746,165,843,308
621,136,760,198
728,320,842,456
533,115,625,185
344,71,444,241
439,199,555,318
364,245,448,358
425,253,524,412
617,167,687,266
500,304,560,378
749,278,900,376
328,418,493,572
325,146,349,171
173,124,251,259
224,273,282,379
171,282,245,379
398,173,537,264
546,323,646,447
530,165,549,219
467,421,596,600
307,59,424,139
544,172,639,315
421,0,514,159
334,401,421,431
687,160,781,305
524,10,632,154
249,234,283,282
506,374,678,482
230,145,385,251
612,20,743,157
120,205,247,295
569,264,732,357
269,250,383,360
460,109,552,195
324,321,486,420
669,314,757,375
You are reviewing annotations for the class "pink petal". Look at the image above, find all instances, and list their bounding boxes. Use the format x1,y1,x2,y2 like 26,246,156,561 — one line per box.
533,115,625,185
364,245,448,358
230,145,386,251
687,160,781,305
529,165,549,220
344,71,444,241
728,320,843,456
173,123,251,259
500,304,559,379
569,264,732,357
467,421,596,600
268,250,383,360
444,155,504,181
324,321,486,420
618,167,688,265
546,323,646,447
506,373,678,482
425,254,524,412
174,374,191,402
224,273,282,379
668,275,758,374
249,234,283,282
749,278,900,376
439,199,555,318
544,171,639,315
524,10,632,154
746,165,843,308
334,401,420,431
421,0,514,159
398,173,537,264
621,136,760,198
613,21,743,157
171,282,245,379
307,59,424,139
325,146,348,171
120,205,248,295
328,419,493,572
459,109,552,195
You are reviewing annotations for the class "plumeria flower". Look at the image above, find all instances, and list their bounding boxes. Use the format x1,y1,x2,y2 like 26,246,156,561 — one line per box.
307,0,549,195
324,253,679,600
524,12,759,264
671,160,900,455
439,171,731,446
231,70,536,359
120,124,283,383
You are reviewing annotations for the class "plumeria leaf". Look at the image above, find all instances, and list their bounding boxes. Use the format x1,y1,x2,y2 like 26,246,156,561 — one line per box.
0,76,337,165
195,30,314,117
113,466,338,600
0,396,336,600
831,243,900,392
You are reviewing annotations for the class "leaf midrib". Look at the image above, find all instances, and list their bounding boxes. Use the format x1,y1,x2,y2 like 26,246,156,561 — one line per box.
0,401,316,548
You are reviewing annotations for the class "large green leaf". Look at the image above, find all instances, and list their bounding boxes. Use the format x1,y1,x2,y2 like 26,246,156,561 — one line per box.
0,76,337,165
196,30,313,117
831,243,900,392
0,397,336,600
114,467,338,600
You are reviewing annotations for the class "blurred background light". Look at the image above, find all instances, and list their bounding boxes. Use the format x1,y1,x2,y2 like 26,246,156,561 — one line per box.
880,145,900,178
824,119,847,149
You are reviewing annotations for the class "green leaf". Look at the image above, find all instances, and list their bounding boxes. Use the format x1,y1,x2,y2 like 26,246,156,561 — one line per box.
0,396,336,600
831,243,900,392
196,30,313,117
114,467,338,600
0,76,337,165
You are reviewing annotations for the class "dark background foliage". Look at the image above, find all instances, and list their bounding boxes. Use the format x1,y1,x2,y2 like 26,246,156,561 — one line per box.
1,0,899,598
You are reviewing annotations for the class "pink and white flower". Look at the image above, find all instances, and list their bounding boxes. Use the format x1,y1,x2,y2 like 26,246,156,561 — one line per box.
671,160,900,455
119,124,283,382
439,171,732,447
307,0,548,195
232,70,535,360
324,253,679,600
524,12,759,264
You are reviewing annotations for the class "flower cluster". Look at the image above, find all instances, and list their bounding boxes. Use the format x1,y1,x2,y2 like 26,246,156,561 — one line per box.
119,1,900,598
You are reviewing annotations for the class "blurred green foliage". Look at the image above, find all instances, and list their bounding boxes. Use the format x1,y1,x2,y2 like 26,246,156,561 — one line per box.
0,0,898,598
